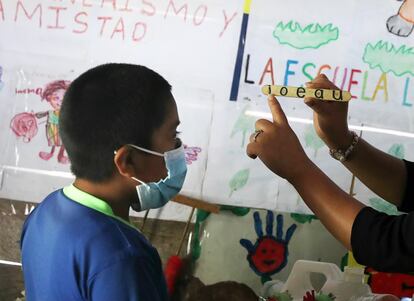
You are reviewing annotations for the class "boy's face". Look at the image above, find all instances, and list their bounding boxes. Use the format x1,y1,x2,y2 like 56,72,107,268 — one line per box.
132,96,180,182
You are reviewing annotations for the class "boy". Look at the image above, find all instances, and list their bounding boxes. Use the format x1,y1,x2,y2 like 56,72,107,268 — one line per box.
21,63,186,300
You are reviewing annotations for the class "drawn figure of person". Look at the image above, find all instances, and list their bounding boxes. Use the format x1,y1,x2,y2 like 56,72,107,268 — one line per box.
387,0,414,37
35,80,71,163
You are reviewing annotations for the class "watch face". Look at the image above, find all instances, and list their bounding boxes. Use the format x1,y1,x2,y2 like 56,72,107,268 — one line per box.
338,154,346,162
332,151,345,161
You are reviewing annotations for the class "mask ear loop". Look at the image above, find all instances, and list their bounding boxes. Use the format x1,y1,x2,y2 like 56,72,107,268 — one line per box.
113,148,149,186
131,176,146,214
127,145,167,182
131,176,147,186
113,148,147,214
127,144,165,157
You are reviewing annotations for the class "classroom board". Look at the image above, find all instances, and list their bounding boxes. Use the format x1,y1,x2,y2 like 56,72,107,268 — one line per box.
1,0,414,220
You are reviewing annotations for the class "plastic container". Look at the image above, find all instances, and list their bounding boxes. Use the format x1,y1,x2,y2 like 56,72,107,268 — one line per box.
321,266,371,300
262,260,399,301
281,260,372,301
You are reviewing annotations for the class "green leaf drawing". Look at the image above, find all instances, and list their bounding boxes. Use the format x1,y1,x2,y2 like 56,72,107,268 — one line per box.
273,21,339,49
231,105,256,147
229,169,250,197
369,197,400,216
363,41,414,77
304,125,324,157
388,143,405,159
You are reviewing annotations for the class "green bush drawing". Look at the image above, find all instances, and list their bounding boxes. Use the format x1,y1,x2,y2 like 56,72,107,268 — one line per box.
363,41,414,77
304,125,324,157
231,105,256,147
273,21,339,49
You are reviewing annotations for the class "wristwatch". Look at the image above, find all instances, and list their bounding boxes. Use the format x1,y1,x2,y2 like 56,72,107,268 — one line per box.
329,131,359,162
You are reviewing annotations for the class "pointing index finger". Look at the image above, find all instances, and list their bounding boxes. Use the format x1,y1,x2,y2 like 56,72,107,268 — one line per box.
268,95,288,125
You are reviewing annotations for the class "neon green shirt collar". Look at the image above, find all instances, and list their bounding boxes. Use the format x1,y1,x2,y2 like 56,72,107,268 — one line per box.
63,184,137,230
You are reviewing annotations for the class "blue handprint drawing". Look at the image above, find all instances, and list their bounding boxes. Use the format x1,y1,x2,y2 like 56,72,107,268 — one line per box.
240,211,297,282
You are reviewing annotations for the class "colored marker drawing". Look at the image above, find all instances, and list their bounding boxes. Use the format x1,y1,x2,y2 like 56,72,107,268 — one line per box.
10,80,71,164
183,145,202,165
304,125,324,157
387,0,414,37
273,21,339,50
231,105,256,147
363,41,414,77
388,143,405,159
0,66,4,91
240,211,297,283
229,168,250,197
369,197,400,216
10,112,38,143
364,145,405,216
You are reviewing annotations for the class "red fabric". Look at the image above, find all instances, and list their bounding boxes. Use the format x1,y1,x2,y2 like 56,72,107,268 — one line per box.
164,255,184,296
366,267,414,298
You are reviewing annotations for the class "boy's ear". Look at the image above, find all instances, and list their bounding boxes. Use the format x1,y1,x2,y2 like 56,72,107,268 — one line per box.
114,146,136,178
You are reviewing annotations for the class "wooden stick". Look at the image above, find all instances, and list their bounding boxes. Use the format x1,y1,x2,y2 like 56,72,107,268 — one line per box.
349,174,357,197
140,209,150,231
176,207,196,256
172,195,220,214
262,85,352,102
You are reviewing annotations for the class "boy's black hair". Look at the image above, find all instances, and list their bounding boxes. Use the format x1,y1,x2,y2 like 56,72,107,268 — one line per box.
60,63,172,182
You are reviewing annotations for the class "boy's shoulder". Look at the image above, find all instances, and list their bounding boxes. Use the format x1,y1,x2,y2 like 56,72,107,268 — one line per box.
25,189,156,259
21,189,165,299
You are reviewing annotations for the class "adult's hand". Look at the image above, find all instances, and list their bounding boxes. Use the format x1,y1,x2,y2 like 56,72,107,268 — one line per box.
305,74,353,150
246,95,310,182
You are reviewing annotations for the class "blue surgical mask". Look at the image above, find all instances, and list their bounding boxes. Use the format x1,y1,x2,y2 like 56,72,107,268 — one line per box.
129,142,187,211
